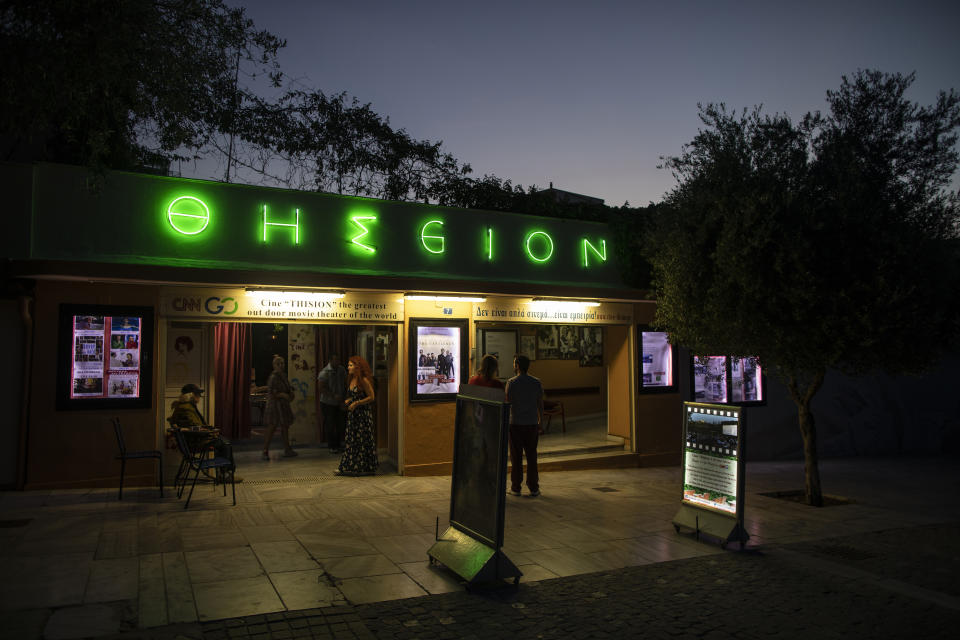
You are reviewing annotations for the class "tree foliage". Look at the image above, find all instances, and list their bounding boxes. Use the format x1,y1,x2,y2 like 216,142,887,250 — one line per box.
0,0,283,173
641,71,960,505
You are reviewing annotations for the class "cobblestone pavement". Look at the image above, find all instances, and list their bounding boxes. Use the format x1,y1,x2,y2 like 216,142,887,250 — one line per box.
117,520,959,640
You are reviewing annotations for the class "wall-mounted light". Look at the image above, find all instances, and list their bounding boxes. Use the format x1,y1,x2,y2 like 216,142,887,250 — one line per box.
245,289,346,301
528,297,601,308
404,294,487,302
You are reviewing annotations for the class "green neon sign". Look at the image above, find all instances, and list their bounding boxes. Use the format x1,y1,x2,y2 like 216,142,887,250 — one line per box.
582,238,607,267
486,227,494,261
420,220,445,254
167,196,210,235
524,230,554,263
262,205,300,244
350,215,377,253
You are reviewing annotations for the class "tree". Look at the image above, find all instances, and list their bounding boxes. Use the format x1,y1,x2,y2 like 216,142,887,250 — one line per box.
0,0,283,173
638,71,960,505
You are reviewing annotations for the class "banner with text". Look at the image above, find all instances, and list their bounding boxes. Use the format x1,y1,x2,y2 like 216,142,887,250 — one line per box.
160,289,403,323
473,299,632,325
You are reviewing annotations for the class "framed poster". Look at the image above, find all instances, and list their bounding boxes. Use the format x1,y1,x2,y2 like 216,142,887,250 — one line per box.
409,318,469,402
56,304,154,410
558,325,580,360
690,355,765,406
692,356,728,403
579,326,603,367
481,330,517,377
519,335,536,361
638,328,676,391
730,356,764,403
536,325,559,360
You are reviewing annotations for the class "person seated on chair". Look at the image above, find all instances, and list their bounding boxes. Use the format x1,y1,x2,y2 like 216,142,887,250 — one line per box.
170,383,209,428
169,383,242,482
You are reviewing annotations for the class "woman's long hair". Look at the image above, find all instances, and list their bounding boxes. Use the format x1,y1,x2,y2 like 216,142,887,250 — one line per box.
347,355,373,386
476,354,499,380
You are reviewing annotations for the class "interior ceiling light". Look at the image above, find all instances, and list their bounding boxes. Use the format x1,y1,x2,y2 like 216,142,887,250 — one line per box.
245,289,345,300
404,294,487,302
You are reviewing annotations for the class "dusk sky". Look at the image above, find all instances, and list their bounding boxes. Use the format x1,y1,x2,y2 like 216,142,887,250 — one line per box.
211,0,960,207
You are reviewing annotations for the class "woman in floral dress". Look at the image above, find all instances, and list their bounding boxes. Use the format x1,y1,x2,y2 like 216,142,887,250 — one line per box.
337,355,378,476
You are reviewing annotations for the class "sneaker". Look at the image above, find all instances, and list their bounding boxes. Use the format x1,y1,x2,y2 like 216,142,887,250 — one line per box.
508,489,522,496
528,490,540,497
261,452,270,460
282,449,298,457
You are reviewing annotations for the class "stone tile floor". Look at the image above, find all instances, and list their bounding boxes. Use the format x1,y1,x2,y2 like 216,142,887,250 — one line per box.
0,452,956,639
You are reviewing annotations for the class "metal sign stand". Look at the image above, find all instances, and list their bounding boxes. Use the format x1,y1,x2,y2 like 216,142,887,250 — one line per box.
428,385,521,586
672,402,750,550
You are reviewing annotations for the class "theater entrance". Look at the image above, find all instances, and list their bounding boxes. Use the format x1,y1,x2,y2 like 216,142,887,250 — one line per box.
162,320,400,474
475,322,634,464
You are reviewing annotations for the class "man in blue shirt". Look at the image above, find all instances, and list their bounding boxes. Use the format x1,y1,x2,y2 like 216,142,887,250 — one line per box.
317,354,347,453
504,354,544,497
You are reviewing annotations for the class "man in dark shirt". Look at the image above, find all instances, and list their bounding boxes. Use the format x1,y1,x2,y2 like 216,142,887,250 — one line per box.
504,355,544,497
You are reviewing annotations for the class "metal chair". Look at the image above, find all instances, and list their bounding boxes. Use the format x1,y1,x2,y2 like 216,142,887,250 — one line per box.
542,400,566,433
112,417,163,500
173,429,236,509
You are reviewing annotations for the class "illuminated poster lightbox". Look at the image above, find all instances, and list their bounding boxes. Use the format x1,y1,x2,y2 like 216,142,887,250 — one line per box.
682,403,742,515
56,304,154,410
409,318,468,402
639,329,675,390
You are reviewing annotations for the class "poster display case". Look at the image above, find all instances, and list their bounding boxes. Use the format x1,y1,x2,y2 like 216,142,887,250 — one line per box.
691,355,764,406
56,304,154,410
638,328,676,391
409,318,469,402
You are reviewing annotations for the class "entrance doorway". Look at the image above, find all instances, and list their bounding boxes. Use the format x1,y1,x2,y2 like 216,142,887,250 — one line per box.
476,323,633,462
162,320,400,474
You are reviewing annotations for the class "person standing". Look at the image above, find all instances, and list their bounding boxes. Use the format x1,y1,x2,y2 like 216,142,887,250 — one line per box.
468,354,504,389
317,353,347,454
337,355,379,476
504,354,543,497
262,355,297,459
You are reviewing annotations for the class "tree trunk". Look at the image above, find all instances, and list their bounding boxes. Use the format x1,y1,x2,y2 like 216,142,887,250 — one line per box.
786,370,825,507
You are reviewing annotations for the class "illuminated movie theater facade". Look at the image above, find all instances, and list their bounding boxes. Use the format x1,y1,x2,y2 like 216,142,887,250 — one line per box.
0,163,682,489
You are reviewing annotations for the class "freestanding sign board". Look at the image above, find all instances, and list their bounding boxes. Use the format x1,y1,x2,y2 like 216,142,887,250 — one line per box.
427,384,521,585
672,402,750,548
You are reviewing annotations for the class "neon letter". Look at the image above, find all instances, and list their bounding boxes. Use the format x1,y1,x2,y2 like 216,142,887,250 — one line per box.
167,196,210,235
582,238,607,267
420,220,445,254
350,215,377,253
262,205,300,244
524,231,554,263
486,227,494,261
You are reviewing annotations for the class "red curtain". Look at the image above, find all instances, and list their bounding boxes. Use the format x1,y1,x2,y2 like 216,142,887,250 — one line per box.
314,325,359,441
214,322,252,439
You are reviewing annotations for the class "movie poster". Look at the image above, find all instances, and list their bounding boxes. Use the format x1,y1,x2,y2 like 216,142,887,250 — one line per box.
693,356,728,403
640,331,672,387
415,325,461,395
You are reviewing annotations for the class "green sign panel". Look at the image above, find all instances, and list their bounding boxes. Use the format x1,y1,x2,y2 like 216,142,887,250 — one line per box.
26,164,625,289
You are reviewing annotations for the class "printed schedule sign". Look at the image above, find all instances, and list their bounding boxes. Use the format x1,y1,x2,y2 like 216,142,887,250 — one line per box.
71,315,143,399
682,403,742,516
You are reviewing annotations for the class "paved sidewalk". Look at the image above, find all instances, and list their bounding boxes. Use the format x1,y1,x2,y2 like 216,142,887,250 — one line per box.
1,455,957,639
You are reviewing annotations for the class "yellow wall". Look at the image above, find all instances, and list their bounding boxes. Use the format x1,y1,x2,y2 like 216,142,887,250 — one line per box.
401,299,471,475
605,325,632,444
27,280,162,489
